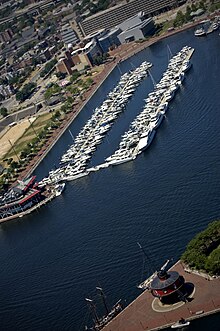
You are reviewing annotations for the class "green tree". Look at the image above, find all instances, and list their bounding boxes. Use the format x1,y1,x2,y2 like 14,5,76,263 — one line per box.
205,248,220,275
70,71,81,83
44,84,61,100
16,82,36,102
40,59,58,78
173,10,185,27
191,3,198,12
185,5,192,22
181,220,220,275
0,107,8,117
10,161,19,170
51,110,61,122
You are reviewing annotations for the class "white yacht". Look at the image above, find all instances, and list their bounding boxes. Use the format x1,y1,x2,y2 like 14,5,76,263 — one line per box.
108,155,136,166
194,27,206,36
137,130,156,153
55,183,65,196
64,172,89,181
171,319,190,329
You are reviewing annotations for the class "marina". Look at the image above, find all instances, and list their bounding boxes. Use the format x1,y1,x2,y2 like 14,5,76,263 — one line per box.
37,45,194,194
0,28,220,331
38,60,152,186
104,46,194,166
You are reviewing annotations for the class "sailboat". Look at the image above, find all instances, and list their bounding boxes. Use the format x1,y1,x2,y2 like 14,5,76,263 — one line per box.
85,287,123,330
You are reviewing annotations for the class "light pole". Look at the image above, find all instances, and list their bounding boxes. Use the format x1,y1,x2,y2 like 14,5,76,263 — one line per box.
8,139,20,163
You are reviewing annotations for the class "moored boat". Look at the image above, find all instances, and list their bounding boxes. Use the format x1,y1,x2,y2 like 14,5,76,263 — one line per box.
171,318,190,329
137,130,156,153
55,183,65,196
194,27,206,36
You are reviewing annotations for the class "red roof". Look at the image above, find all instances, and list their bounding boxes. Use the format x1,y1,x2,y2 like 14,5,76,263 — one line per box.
19,189,40,204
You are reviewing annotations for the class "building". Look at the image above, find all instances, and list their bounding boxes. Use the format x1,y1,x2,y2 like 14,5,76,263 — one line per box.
117,13,155,43
21,26,36,39
98,27,121,53
56,57,73,75
150,264,187,304
77,0,179,36
0,28,13,43
70,39,103,67
60,24,79,47
0,177,44,220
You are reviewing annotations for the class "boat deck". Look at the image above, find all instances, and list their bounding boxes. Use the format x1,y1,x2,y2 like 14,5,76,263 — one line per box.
102,261,220,331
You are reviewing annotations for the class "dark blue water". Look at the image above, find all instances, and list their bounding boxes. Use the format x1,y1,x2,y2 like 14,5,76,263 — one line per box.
0,29,220,331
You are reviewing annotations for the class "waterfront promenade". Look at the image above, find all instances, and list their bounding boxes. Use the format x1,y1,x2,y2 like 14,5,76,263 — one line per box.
18,13,218,180
102,261,220,331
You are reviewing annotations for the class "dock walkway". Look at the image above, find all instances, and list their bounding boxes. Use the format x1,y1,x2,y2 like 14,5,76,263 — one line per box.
102,261,220,331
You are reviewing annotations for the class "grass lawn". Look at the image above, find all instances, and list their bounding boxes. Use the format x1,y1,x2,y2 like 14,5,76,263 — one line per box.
3,113,53,161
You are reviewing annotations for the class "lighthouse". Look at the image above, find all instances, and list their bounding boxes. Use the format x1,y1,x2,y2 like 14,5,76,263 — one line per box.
150,262,186,304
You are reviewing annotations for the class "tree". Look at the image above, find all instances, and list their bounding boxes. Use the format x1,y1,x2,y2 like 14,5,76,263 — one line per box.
56,72,66,79
70,71,81,83
0,107,8,117
86,77,94,86
185,5,192,22
67,85,80,96
181,220,220,275
40,59,58,78
44,83,62,100
16,82,36,102
199,1,206,11
191,3,198,12
51,110,61,121
173,10,185,27
205,249,220,275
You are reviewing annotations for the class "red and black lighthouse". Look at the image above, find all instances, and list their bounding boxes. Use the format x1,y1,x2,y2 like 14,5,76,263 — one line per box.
150,266,186,304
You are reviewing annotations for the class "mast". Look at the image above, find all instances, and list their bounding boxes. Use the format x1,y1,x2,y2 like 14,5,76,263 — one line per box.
167,44,173,62
68,129,74,141
137,242,157,273
147,69,156,89
85,298,100,326
96,287,109,315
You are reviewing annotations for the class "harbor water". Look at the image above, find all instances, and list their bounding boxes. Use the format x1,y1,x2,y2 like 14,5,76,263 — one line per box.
0,29,220,330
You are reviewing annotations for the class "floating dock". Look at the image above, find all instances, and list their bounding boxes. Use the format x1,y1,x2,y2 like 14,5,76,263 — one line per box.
102,261,220,331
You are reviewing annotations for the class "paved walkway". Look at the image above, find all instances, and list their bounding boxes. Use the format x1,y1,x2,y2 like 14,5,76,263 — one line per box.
102,262,220,331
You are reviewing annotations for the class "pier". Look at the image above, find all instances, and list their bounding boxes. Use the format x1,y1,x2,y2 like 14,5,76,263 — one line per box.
0,191,56,224
102,261,220,331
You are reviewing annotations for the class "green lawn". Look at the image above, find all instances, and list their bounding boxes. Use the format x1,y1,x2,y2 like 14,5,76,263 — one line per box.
4,113,53,160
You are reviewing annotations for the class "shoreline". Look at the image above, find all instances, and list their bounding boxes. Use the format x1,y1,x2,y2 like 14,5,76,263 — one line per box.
18,14,217,180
